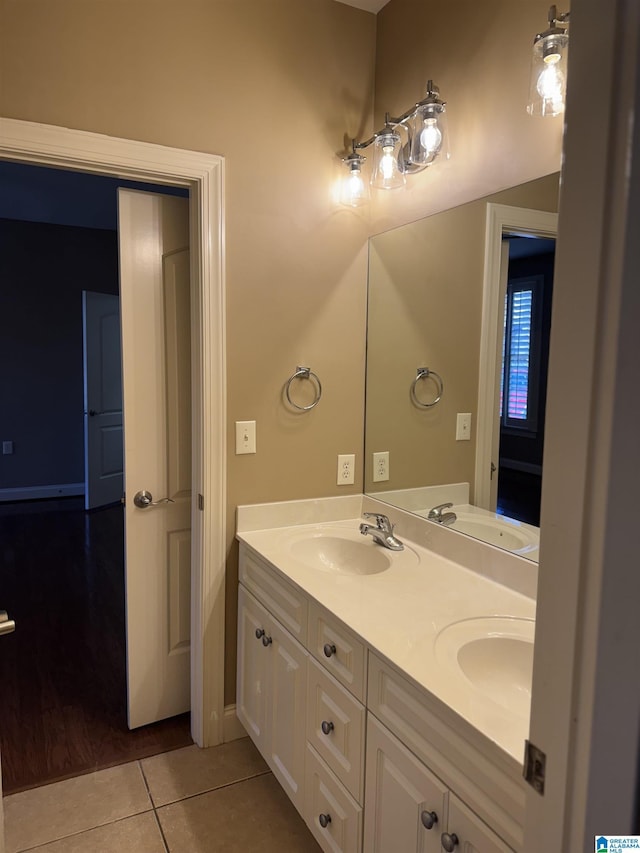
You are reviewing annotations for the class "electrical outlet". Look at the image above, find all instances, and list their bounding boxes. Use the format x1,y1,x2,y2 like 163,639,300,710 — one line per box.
456,413,472,441
2,441,13,455
373,451,389,482
235,420,256,454
337,453,355,485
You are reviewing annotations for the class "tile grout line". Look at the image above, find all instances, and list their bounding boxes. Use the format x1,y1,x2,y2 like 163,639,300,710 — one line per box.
151,768,274,810
138,759,170,853
14,809,155,853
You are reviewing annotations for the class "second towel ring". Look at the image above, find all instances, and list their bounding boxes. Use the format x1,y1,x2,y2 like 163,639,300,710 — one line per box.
411,367,444,408
285,366,323,411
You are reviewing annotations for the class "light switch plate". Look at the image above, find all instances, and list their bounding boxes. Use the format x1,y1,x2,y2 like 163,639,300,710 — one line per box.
235,421,256,454
456,413,472,441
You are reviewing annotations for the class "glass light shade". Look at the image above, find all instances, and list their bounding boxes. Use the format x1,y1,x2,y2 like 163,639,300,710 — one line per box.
527,32,569,116
340,157,369,207
408,104,449,166
370,131,405,190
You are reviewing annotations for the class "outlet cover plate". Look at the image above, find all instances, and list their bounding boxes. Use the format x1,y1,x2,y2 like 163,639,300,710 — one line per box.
337,453,355,485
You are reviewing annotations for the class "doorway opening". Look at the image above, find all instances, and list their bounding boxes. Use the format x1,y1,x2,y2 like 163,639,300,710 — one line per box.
0,161,195,793
0,118,227,789
496,235,556,526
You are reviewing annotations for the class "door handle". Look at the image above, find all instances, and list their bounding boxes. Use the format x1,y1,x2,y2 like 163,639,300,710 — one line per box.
133,490,175,509
0,610,16,636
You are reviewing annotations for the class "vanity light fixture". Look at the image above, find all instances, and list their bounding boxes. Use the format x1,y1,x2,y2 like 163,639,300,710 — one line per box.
339,79,449,206
527,4,570,117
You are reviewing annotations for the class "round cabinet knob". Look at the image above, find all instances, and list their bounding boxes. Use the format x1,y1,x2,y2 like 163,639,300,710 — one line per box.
321,720,334,736
261,634,273,647
255,628,265,640
323,643,337,658
319,813,332,829
420,810,438,830
441,832,459,852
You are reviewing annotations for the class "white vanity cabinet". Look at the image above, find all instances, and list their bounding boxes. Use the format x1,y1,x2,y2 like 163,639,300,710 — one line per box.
364,715,513,853
237,541,522,853
237,584,308,813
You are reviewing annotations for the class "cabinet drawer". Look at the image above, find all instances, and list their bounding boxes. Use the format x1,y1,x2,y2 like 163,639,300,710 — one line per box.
239,543,307,643
307,657,365,803
367,653,525,851
308,600,366,702
305,744,362,853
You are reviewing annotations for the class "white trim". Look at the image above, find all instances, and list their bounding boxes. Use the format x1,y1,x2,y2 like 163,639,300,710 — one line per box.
223,704,248,743
0,483,84,502
0,118,226,749
525,0,640,847
475,204,557,510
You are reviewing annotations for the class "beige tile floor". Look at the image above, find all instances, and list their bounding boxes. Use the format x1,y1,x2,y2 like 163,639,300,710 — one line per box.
4,738,321,852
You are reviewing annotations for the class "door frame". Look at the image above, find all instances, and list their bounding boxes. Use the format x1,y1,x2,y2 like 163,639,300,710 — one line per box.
0,118,226,748
475,204,557,510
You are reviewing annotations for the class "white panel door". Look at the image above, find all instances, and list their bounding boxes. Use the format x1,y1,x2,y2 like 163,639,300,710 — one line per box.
82,291,123,510
118,189,192,729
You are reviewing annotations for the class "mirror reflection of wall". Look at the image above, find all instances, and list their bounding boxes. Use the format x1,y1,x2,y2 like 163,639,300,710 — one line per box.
364,173,559,562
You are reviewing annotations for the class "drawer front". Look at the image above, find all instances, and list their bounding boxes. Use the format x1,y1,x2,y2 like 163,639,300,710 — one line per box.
305,744,362,853
307,658,365,802
367,653,525,851
308,600,366,702
239,543,307,642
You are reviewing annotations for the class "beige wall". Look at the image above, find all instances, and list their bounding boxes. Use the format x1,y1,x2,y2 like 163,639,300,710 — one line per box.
0,0,564,706
365,174,559,498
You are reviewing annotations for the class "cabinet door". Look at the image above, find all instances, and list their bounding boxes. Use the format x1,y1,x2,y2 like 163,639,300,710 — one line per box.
364,715,447,853
444,795,514,853
236,586,271,754
267,612,308,813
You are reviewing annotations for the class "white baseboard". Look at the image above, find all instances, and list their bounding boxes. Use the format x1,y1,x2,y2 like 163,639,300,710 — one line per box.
0,483,84,503
223,704,247,742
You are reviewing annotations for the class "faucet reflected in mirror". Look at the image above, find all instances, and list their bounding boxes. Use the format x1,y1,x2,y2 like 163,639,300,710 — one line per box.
364,173,560,562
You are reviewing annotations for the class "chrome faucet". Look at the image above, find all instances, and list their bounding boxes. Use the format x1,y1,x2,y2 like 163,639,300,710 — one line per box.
427,502,457,526
359,513,404,550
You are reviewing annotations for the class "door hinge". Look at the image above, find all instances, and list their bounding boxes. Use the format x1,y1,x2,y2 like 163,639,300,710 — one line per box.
490,461,497,480
523,739,546,795
198,493,204,511
121,493,126,506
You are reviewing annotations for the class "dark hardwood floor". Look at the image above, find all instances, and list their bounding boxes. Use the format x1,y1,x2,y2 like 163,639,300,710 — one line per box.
0,498,192,794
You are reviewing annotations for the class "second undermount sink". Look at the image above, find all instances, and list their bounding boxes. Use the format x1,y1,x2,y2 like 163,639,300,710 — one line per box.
435,616,535,718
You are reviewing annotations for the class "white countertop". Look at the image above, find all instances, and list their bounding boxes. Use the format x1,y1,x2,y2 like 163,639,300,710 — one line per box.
237,509,536,764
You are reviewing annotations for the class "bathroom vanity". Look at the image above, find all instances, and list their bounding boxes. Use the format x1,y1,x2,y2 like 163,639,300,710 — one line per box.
236,496,536,853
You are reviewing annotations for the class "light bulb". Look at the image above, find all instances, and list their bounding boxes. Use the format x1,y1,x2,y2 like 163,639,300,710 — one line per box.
420,118,443,157
380,145,396,180
344,169,365,206
537,55,565,111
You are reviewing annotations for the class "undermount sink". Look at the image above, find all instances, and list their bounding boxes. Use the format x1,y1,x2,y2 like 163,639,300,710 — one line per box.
435,616,535,718
288,534,392,575
282,526,418,576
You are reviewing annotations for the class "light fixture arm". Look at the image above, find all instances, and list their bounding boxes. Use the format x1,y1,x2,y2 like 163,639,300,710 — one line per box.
535,5,570,43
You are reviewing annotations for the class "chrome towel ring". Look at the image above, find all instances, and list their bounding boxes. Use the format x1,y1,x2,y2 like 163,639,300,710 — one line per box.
285,366,322,411
410,367,444,408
